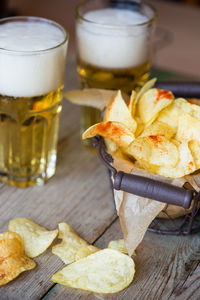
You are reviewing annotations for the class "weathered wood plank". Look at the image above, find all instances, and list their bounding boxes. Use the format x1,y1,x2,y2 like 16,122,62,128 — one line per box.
0,55,116,300
168,248,200,300
44,218,200,300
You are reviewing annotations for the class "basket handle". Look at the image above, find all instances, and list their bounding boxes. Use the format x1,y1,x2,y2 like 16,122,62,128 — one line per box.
155,81,200,98
113,171,194,209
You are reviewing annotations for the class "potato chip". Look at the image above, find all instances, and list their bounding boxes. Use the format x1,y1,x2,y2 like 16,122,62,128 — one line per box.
176,114,200,141
157,98,189,132
108,239,136,256
135,78,157,102
52,223,88,264
74,245,99,261
125,135,179,168
157,141,196,178
52,249,135,294
9,218,58,258
128,79,156,120
189,101,200,120
140,121,174,139
128,90,137,117
189,139,200,168
134,117,144,137
170,97,200,120
137,88,174,125
104,138,118,153
104,90,137,133
108,239,128,254
82,121,135,148
0,232,36,286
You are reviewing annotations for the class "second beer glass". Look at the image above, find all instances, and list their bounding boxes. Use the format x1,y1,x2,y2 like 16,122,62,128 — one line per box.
76,0,156,143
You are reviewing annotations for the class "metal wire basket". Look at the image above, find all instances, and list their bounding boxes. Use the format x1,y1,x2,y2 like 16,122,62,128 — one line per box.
94,134,200,236
93,81,200,235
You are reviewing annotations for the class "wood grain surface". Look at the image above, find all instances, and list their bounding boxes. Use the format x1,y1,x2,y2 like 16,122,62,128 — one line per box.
43,219,200,300
0,55,200,300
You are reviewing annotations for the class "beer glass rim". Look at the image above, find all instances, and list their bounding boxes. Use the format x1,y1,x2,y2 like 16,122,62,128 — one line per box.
0,16,69,55
76,0,156,28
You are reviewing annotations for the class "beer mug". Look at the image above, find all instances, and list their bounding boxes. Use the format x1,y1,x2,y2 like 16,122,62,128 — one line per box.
76,0,156,145
0,17,68,187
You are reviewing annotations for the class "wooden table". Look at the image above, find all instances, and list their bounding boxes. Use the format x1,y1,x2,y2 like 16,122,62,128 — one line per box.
1,55,200,300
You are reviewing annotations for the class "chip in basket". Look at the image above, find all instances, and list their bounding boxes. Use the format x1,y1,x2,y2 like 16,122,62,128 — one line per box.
125,135,179,168
136,88,174,126
104,90,137,133
157,141,196,178
0,232,36,286
157,98,189,132
82,79,200,179
74,245,99,261
52,249,135,294
82,121,135,148
176,114,200,142
52,222,88,264
103,90,137,152
128,90,137,116
140,121,174,139
9,218,58,258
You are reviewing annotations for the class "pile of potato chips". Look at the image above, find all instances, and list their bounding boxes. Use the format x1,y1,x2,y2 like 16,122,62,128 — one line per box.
0,218,135,294
83,79,200,178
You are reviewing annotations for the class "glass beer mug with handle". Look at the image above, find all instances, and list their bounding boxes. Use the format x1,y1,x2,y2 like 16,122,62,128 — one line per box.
0,16,68,187
76,0,156,146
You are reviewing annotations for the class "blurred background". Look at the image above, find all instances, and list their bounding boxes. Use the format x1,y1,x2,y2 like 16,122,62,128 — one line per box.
0,0,200,78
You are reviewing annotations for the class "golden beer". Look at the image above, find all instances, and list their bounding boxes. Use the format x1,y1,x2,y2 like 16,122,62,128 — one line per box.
77,59,150,92
0,88,62,187
0,17,68,187
76,0,156,145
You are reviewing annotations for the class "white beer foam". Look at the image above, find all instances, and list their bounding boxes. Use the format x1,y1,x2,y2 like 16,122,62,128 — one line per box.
77,8,149,69
0,20,68,97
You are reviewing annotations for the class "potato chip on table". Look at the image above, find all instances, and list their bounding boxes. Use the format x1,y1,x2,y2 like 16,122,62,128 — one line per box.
9,218,58,258
108,239,137,257
52,249,135,294
108,239,127,254
0,232,36,286
52,222,88,264
74,245,99,261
